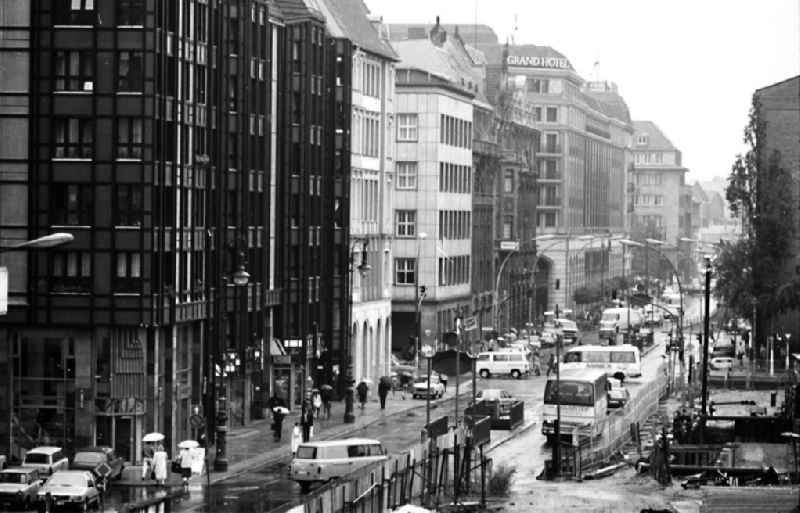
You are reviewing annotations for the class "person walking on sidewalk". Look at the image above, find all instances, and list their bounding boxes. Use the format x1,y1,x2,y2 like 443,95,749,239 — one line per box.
378,379,391,410
356,381,369,411
300,400,314,442
546,353,557,377
272,407,286,442
291,423,302,455
311,389,322,419
321,386,333,420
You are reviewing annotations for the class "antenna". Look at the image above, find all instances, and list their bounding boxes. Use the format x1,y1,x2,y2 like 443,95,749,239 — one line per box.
511,13,518,45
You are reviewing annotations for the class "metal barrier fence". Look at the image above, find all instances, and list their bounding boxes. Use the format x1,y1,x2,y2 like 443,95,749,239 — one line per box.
269,423,488,513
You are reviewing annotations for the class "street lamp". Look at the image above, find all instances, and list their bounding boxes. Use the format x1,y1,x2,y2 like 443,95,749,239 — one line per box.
344,241,371,424
421,343,435,429
415,232,428,372
701,255,712,432
214,264,249,472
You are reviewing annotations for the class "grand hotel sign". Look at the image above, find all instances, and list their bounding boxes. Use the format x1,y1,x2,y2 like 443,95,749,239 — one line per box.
506,55,570,69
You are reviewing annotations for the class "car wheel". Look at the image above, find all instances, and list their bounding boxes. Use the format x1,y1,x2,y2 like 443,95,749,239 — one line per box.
479,370,490,379
511,369,521,379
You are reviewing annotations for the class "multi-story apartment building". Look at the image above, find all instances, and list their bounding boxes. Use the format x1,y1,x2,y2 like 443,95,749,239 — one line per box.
272,0,352,404
630,120,689,275
0,1,283,461
312,0,398,384
390,22,476,353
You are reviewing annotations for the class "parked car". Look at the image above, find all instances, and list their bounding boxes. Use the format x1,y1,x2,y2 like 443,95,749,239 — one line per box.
476,388,517,417
71,446,124,481
606,377,630,408
0,468,42,510
22,447,69,477
538,330,558,348
412,375,444,399
37,470,101,512
710,356,735,371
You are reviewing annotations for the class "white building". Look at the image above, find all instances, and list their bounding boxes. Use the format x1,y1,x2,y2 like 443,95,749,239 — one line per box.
390,22,476,354
315,0,398,383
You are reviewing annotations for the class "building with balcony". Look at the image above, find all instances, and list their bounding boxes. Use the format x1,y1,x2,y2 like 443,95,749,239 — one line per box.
389,20,476,354
312,0,398,384
0,0,283,462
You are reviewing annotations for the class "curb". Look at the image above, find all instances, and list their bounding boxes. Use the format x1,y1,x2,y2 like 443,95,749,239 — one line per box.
486,419,538,453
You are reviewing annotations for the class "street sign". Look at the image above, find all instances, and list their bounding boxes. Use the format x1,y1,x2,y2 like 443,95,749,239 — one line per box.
463,316,478,332
94,462,112,479
189,414,205,430
499,240,519,251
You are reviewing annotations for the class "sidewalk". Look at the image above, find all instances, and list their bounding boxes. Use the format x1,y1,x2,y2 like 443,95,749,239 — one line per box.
119,382,474,487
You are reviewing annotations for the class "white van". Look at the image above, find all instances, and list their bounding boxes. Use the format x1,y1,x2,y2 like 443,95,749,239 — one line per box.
476,351,530,379
290,438,387,492
598,307,643,341
21,447,69,477
561,344,643,379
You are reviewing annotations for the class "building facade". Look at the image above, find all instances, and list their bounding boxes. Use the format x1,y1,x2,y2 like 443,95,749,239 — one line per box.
0,0,283,461
390,23,475,354
313,0,398,384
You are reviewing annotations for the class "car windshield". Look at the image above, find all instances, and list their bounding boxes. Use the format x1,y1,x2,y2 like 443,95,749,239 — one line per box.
544,380,595,406
0,473,26,484
295,446,316,459
24,454,49,464
47,474,87,487
73,452,104,465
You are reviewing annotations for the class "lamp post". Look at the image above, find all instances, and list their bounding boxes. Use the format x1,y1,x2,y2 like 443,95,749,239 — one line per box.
701,256,712,428
552,302,562,476
421,344,435,429
0,232,74,461
414,232,428,372
345,241,371,424
214,264,249,472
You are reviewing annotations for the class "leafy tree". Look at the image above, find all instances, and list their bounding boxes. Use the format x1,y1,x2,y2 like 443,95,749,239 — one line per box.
722,95,795,339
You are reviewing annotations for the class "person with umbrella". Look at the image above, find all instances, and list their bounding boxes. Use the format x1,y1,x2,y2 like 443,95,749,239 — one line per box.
356,380,369,411
272,406,288,442
141,432,164,481
311,389,322,419
378,377,391,410
177,440,197,486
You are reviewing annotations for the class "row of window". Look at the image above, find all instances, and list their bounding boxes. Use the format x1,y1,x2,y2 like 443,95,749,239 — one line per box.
438,255,470,286
439,114,472,149
439,163,472,194
533,106,559,123
352,109,380,158
634,152,664,164
639,214,663,227
636,173,663,186
53,117,143,160
438,210,471,240
352,174,379,224
635,194,664,206
54,50,143,93
359,59,381,98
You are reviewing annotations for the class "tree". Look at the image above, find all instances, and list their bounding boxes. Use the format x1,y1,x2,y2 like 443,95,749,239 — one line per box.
723,95,796,338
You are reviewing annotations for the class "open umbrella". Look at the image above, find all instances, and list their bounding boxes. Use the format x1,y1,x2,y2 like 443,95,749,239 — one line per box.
272,406,290,415
320,384,334,391
178,440,199,450
143,432,165,443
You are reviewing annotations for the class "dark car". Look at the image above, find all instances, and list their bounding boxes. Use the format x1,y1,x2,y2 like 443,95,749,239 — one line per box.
70,446,124,481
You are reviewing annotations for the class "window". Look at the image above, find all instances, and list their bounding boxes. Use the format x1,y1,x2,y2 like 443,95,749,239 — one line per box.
533,107,542,122
51,183,92,226
54,51,93,91
546,107,558,122
437,255,470,286
54,118,93,159
636,134,648,145
544,133,558,153
116,117,144,159
362,60,380,98
502,216,513,240
397,114,418,141
117,51,144,92
51,251,92,293
116,184,144,226
439,115,472,149
542,159,558,179
503,170,514,193
114,252,142,292
395,210,416,237
396,161,418,189
528,78,549,94
395,258,416,285
117,0,144,25
54,0,95,25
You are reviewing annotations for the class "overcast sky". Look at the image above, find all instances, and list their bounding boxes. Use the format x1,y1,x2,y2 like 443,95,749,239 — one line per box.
364,0,800,184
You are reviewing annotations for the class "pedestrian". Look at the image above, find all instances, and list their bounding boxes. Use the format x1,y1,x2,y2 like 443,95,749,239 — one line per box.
291,423,302,455
152,445,168,486
356,380,369,410
311,389,323,419
321,386,333,420
737,350,744,368
272,407,286,442
378,379,391,410
439,373,448,393
178,447,192,486
546,353,557,377
300,400,314,442
141,443,154,481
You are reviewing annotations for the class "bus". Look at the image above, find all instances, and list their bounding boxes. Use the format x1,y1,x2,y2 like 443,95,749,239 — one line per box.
541,368,608,444
561,344,642,379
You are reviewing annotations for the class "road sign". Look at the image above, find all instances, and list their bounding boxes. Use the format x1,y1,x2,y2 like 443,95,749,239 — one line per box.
499,240,519,251
462,316,478,332
94,462,112,479
189,414,205,430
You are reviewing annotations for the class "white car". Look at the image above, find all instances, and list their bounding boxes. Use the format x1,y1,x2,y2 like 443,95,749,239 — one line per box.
37,470,101,512
291,439,387,493
22,447,69,477
412,375,444,399
710,356,735,371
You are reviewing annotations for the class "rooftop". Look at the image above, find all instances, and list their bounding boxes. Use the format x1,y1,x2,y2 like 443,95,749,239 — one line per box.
314,0,397,60
633,120,679,151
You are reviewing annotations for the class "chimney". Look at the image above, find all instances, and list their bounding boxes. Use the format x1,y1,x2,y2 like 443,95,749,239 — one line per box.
430,15,446,46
